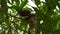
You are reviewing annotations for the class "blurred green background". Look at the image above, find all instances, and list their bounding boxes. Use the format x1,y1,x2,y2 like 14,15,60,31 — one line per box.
0,0,60,34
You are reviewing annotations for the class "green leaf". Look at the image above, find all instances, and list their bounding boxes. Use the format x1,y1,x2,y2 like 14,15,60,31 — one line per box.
34,0,41,7
19,0,28,10
58,3,60,9
14,0,20,6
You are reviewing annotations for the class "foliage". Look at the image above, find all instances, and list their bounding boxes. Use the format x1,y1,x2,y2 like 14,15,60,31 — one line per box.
0,0,60,34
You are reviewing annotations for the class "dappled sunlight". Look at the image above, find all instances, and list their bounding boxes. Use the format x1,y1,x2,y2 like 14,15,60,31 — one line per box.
0,0,60,34
40,20,43,24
